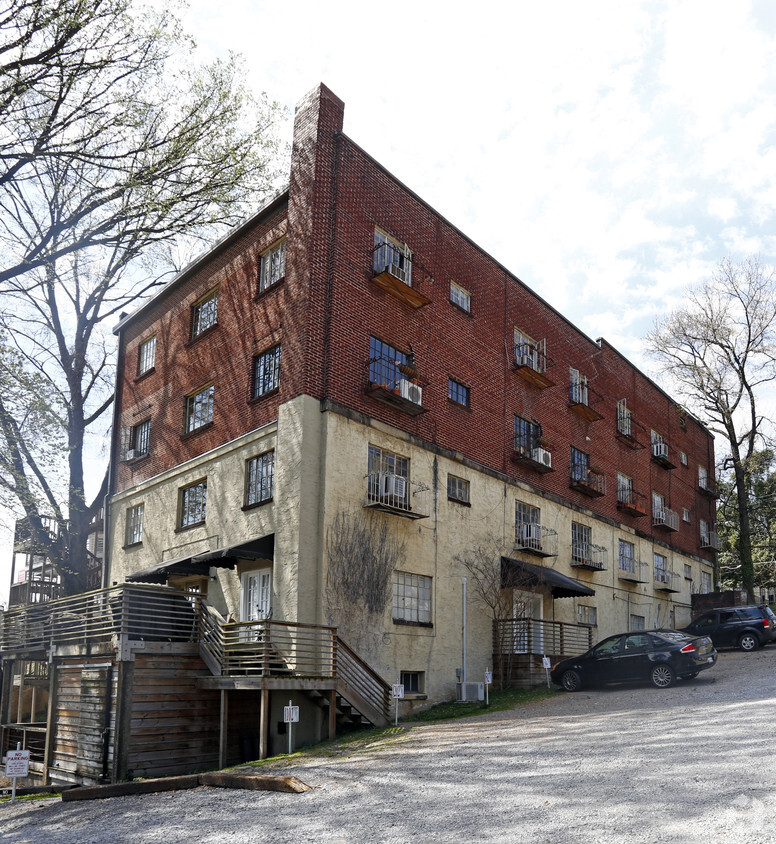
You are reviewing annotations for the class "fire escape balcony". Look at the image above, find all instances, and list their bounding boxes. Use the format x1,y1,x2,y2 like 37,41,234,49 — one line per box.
570,468,606,498
512,343,554,389
617,556,649,583
571,543,608,571
568,381,604,422
651,441,676,469
698,479,719,499
364,473,430,520
372,242,431,309
616,488,648,518
654,568,681,592
700,531,720,551
512,440,554,474
615,405,645,449
513,524,558,558
366,356,428,417
653,508,680,532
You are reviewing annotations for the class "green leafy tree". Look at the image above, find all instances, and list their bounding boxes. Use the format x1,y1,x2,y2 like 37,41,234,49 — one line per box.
646,256,776,602
0,0,285,593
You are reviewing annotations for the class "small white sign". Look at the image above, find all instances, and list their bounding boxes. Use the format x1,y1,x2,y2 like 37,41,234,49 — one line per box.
5,750,30,778
392,684,405,699
484,671,492,685
542,657,551,669
283,705,300,723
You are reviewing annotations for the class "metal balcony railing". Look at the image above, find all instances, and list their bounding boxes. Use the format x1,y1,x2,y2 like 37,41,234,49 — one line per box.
364,473,431,519
653,507,680,531
571,542,608,570
514,524,558,558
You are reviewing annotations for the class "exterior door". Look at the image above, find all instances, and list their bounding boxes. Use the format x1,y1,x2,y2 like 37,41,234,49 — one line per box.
512,592,543,654
241,569,272,622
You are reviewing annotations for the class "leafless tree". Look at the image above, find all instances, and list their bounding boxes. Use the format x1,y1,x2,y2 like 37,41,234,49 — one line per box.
646,256,776,601
0,0,284,593
325,509,406,659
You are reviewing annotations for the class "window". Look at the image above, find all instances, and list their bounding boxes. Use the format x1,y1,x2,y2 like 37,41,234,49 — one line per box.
571,522,591,562
652,491,665,517
138,336,156,375
447,474,470,504
180,480,207,528
448,378,470,407
701,571,712,593
185,384,214,434
577,605,597,626
368,445,409,502
400,671,424,694
369,336,410,389
680,451,688,466
617,473,633,505
374,229,412,285
449,281,471,312
392,572,431,624
125,503,144,546
515,500,541,545
192,290,218,338
684,564,692,580
259,239,286,293
619,539,635,573
700,518,710,543
569,368,589,405
682,507,691,523
252,345,281,398
514,328,546,372
514,416,541,454
570,446,590,482
246,451,275,507
630,614,646,631
654,552,668,583
616,399,632,437
133,419,150,457
698,465,709,488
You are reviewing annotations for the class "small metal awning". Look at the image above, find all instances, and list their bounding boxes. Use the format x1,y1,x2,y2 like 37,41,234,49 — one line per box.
501,557,595,599
127,536,274,584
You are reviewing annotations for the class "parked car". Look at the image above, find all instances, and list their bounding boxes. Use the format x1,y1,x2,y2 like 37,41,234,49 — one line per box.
551,630,717,691
681,605,776,651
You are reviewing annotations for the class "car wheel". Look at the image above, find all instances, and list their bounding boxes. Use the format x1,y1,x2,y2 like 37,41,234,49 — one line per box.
738,632,759,652
650,663,675,689
561,670,582,692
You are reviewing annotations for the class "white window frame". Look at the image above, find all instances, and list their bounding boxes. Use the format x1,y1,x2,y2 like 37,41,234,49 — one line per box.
449,281,471,312
192,290,218,337
447,474,470,504
577,605,597,626
242,568,272,621
185,384,214,434
125,503,144,546
374,229,412,286
138,336,156,375
259,239,286,293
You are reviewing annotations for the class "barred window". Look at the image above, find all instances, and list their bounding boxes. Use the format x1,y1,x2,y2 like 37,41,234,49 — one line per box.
618,539,635,573
133,419,150,456
125,504,144,546
570,446,590,482
185,384,214,434
192,290,218,337
572,522,592,562
180,480,207,528
368,336,409,390
259,240,286,293
246,451,274,506
392,572,431,624
138,336,156,375
577,605,597,626
253,345,281,398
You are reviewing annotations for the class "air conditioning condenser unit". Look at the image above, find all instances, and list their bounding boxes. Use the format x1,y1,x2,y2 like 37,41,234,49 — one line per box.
399,379,422,405
456,682,484,702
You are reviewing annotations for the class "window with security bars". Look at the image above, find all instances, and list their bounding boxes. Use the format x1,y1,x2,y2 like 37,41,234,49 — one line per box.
369,336,409,390
246,451,274,506
125,503,144,546
192,290,218,338
577,605,597,626
570,446,590,482
617,473,633,505
367,445,409,501
180,480,207,528
572,522,591,561
515,501,541,547
259,240,286,293
630,614,646,631
185,384,214,434
374,229,412,285
448,378,470,407
701,571,712,593
654,552,668,582
514,416,540,454
447,474,470,504
133,419,150,456
138,336,156,375
392,572,431,624
253,345,281,398
400,671,424,693
619,539,635,573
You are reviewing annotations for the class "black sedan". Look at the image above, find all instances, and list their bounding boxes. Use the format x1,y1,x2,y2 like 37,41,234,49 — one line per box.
551,630,717,691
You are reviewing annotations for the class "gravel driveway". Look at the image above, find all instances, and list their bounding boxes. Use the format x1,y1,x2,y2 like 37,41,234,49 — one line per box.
3,648,775,843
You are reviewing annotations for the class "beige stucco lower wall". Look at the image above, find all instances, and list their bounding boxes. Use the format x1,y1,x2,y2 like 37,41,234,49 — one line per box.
107,396,714,706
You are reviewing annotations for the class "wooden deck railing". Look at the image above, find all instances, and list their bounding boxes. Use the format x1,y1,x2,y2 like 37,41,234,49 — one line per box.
493,617,595,658
335,637,391,722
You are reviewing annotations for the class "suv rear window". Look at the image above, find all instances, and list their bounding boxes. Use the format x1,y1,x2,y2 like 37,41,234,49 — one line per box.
738,608,762,620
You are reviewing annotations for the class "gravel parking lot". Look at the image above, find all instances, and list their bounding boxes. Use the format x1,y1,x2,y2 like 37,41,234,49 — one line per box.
2,647,775,843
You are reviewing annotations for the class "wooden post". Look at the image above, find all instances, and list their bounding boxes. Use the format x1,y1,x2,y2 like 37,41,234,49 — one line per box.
328,689,337,740
42,661,58,786
259,687,269,760
16,659,25,723
112,660,134,783
218,689,228,769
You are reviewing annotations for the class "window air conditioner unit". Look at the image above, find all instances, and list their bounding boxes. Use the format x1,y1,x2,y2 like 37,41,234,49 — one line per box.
516,351,534,368
399,378,423,405
521,524,542,547
456,682,484,702
531,447,552,468
653,442,668,459
654,510,666,522
384,263,407,284
124,449,136,461
381,474,407,500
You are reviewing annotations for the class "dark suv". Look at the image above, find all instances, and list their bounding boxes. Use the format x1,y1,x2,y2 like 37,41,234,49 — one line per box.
681,605,776,651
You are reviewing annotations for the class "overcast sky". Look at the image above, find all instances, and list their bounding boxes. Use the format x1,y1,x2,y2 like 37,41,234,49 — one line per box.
2,1,775,605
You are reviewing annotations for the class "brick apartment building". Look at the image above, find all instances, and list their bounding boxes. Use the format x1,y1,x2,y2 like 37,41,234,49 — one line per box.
107,81,716,698
0,84,718,782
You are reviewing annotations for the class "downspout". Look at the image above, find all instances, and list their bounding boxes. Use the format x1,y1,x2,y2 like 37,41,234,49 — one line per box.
102,321,125,589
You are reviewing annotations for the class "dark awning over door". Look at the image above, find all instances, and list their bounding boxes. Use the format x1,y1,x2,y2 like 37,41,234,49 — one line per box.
501,557,595,599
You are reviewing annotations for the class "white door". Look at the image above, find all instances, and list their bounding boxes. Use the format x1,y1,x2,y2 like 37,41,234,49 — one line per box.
241,568,272,622
513,591,544,654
